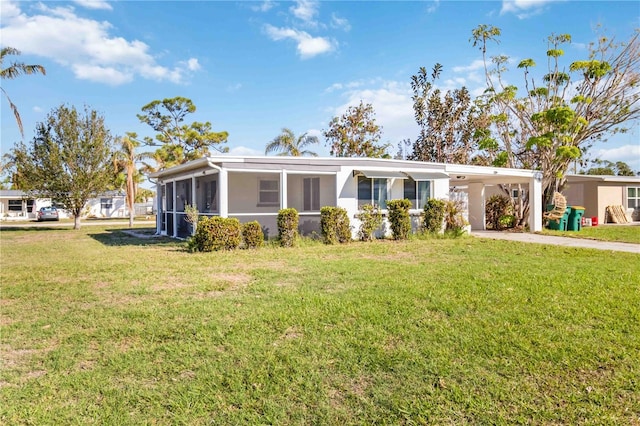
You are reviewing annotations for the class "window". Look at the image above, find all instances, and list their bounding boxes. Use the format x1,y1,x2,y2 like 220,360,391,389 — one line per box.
628,187,640,209
8,199,22,211
358,176,387,209
303,177,320,211
511,189,520,199
26,199,35,213
403,178,431,209
100,198,113,210
259,179,279,206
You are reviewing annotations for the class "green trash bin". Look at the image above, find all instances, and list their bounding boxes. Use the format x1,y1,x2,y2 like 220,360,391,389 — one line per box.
547,204,571,231
567,206,585,231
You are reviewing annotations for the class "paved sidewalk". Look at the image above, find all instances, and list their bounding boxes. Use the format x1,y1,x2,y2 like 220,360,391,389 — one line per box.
472,231,640,254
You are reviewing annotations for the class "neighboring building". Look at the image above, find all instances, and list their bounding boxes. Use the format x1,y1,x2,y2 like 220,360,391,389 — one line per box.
564,174,640,222
0,190,153,220
0,190,47,220
150,156,544,239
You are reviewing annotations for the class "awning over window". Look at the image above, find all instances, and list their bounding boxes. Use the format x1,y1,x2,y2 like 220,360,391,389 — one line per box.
403,171,449,180
354,170,407,179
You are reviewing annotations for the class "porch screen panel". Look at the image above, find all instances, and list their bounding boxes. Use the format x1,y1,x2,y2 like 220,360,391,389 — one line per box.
166,184,174,211
176,179,191,212
197,176,218,213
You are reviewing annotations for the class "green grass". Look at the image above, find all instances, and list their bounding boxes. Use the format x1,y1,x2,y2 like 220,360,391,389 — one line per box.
541,224,640,244
1,227,639,424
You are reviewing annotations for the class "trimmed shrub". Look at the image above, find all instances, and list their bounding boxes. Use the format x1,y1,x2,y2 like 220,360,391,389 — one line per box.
486,194,513,230
386,199,412,240
188,216,241,252
358,204,383,241
277,208,299,247
242,221,264,249
320,206,351,244
422,198,445,233
444,199,467,235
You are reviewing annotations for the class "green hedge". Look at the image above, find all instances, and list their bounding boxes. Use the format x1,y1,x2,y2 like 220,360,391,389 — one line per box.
320,206,351,244
386,199,412,240
422,198,445,233
358,204,383,241
242,221,264,249
277,208,299,247
188,216,241,252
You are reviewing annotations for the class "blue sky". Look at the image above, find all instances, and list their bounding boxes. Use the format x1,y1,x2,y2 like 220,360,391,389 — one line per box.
1,0,639,172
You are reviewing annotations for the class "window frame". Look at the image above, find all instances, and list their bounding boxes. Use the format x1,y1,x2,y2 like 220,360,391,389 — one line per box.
403,178,431,210
628,186,640,209
7,199,22,211
303,177,321,211
100,198,113,210
258,178,280,207
357,175,388,209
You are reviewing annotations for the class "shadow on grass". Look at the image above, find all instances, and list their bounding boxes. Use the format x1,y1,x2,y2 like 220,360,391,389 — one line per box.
0,226,71,232
88,228,181,248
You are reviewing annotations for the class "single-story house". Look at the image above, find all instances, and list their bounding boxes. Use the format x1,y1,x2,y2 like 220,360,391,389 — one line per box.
150,156,544,239
564,174,640,222
0,190,50,220
0,190,154,220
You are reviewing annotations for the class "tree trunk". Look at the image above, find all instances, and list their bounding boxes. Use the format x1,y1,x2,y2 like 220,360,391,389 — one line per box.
129,209,134,228
74,214,81,230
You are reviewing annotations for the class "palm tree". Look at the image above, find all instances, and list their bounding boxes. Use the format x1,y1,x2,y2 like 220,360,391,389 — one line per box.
265,128,319,156
114,134,152,228
1,47,46,137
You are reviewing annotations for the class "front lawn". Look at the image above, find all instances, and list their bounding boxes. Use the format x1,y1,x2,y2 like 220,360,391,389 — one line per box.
1,227,638,424
541,224,640,244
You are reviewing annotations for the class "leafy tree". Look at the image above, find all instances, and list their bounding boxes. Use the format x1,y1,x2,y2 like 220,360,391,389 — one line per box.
1,47,46,137
113,133,151,228
409,64,488,163
323,101,389,157
137,97,228,169
584,159,637,176
265,128,319,156
8,105,115,229
471,25,640,208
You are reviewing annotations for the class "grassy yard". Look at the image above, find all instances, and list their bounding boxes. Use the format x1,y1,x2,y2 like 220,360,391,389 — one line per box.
540,224,640,244
1,227,639,424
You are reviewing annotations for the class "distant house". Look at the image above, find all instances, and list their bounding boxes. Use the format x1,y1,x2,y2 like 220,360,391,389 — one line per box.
150,156,544,238
0,190,148,220
564,174,640,222
0,190,47,220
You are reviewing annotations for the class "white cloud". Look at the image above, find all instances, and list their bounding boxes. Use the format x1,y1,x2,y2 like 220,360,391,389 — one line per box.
594,144,640,169
33,106,43,113
264,24,334,58
72,0,113,11
452,59,485,73
290,0,319,25
226,146,264,156
500,0,562,19
329,80,419,146
250,1,276,12
0,1,199,85
226,83,242,92
185,58,201,71
330,13,351,31
426,0,440,14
